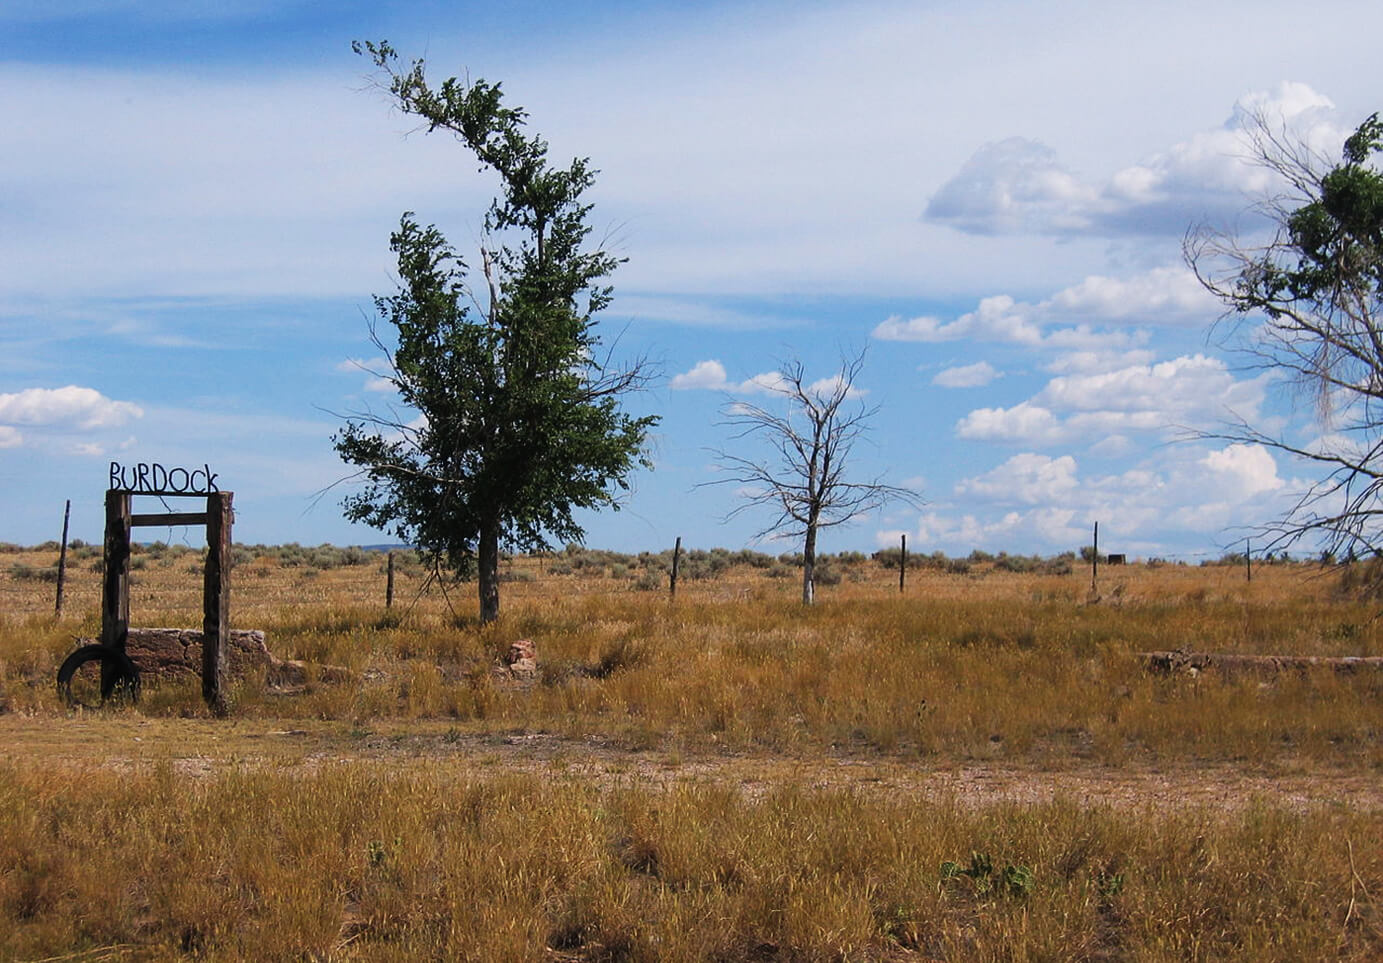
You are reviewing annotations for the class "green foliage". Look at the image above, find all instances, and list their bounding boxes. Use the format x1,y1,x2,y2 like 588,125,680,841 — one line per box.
941,851,1035,899
1273,113,1383,309
335,42,656,621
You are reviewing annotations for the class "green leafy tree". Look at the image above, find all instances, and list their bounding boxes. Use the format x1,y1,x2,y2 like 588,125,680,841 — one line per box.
1187,111,1383,556
335,42,657,622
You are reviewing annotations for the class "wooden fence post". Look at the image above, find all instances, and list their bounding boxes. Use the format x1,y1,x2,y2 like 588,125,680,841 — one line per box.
670,536,681,598
386,551,395,608
55,499,70,616
899,533,907,594
202,492,233,716
1091,521,1099,595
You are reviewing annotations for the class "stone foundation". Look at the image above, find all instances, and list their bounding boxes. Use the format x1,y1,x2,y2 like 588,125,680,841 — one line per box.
76,628,349,687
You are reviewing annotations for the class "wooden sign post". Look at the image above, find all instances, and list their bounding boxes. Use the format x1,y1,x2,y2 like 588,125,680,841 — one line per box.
201,492,233,715
98,489,133,695
59,463,234,713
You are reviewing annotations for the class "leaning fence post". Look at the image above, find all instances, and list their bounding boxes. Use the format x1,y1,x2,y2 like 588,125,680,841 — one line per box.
55,499,71,616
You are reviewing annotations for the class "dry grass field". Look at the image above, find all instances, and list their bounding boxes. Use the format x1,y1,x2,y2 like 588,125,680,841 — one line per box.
1,541,1381,960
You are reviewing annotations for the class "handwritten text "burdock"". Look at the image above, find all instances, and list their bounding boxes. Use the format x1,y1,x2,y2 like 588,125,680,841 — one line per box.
109,462,220,495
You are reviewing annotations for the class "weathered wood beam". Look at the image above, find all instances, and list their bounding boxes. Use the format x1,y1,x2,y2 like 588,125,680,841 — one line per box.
131,512,210,528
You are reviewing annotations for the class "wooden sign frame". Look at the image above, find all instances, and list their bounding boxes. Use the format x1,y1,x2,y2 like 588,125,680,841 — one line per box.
58,488,234,714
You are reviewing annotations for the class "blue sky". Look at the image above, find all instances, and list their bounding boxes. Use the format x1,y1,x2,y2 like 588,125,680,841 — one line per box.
2,0,1380,558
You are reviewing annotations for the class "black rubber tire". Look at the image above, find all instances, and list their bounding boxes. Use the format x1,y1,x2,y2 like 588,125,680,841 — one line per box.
57,644,141,706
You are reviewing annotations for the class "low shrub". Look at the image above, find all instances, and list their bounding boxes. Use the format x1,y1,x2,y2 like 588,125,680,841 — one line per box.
10,563,59,582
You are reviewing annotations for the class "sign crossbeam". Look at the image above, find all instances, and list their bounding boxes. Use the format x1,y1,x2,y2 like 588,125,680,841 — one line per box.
131,512,210,528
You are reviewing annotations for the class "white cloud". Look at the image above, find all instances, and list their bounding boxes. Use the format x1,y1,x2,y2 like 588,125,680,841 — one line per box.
925,82,1350,239
741,371,791,396
670,360,729,391
1043,349,1158,375
872,315,952,342
1088,434,1133,457
1096,82,1342,234
1045,267,1218,324
807,374,867,401
1038,354,1262,417
933,361,1000,388
875,295,1041,344
912,506,1089,555
1201,443,1284,498
957,453,1079,505
956,402,1064,444
956,354,1270,448
668,360,808,397
873,266,1207,351
0,386,142,432
924,137,1097,235
0,425,22,448
874,295,1137,350
908,439,1298,557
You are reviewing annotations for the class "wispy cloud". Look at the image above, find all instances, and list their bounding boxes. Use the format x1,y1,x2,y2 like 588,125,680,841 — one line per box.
873,295,1142,349
932,361,1001,388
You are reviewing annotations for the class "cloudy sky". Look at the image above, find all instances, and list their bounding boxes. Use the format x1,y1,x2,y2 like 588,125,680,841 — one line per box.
2,0,1379,557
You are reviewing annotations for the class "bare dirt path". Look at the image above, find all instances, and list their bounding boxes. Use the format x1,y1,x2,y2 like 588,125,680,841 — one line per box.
5,715,1380,813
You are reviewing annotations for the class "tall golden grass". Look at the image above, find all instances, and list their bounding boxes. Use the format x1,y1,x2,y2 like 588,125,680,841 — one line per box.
2,763,1380,961
2,545,1381,958
1,547,1380,764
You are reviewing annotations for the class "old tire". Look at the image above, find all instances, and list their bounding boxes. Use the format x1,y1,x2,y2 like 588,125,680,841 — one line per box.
57,644,141,706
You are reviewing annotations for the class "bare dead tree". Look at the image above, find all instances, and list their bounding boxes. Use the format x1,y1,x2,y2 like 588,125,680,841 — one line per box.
708,350,921,603
1185,108,1383,560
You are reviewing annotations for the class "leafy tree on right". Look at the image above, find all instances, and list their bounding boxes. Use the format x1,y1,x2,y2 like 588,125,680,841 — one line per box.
1186,111,1383,557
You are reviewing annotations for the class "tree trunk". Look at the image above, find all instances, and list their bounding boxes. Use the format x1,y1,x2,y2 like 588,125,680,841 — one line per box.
801,523,817,605
1141,651,1383,676
478,518,501,624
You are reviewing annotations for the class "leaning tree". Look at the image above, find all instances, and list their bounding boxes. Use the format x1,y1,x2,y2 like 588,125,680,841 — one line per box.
334,42,657,622
1186,110,1383,558
710,350,921,603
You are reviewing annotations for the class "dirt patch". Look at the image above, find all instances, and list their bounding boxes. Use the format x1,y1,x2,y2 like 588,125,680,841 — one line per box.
3,716,1378,812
